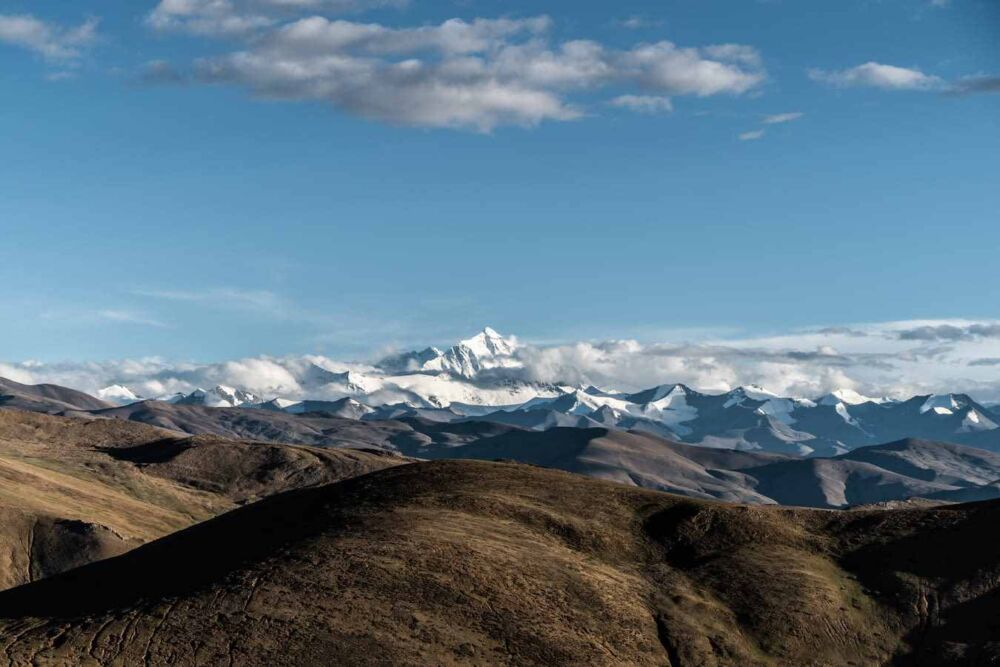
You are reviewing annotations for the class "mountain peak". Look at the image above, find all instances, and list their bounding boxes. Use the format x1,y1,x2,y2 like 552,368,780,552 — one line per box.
96,384,141,405
419,327,520,378
459,327,517,358
818,388,879,406
920,393,963,415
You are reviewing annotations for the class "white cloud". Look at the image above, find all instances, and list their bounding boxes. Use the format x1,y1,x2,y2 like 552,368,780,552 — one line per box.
0,363,34,384
610,94,673,114
809,62,942,90
0,14,98,61
157,13,766,131
267,16,552,56
739,129,765,141
762,111,803,124
10,319,1000,403
146,0,408,36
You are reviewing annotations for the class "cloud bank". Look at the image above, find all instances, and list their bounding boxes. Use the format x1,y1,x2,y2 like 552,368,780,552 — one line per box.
8,319,1000,403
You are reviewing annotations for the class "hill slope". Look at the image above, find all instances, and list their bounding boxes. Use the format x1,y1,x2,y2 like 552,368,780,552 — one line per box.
0,377,112,413
0,460,998,665
432,427,784,503
87,400,518,452
0,410,406,590
428,428,1000,508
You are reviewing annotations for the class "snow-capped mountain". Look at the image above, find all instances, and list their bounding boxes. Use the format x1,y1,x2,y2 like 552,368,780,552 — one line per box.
283,398,374,420
818,388,884,406
419,327,520,378
64,328,1000,457
96,384,142,405
175,385,260,408
454,385,1000,457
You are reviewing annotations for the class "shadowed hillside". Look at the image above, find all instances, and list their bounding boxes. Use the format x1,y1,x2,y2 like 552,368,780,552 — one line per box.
0,460,998,665
0,410,407,590
434,428,1000,508
87,399,518,452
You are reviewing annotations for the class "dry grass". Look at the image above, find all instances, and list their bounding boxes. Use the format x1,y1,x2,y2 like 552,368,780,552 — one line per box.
0,410,406,590
0,459,996,665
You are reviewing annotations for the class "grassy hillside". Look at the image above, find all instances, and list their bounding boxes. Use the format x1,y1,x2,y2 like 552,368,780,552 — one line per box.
0,459,997,665
0,410,405,590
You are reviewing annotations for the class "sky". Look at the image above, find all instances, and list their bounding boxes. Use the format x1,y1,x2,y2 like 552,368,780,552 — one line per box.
1,0,999,396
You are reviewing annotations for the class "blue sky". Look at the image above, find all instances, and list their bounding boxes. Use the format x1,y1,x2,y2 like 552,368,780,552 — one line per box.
1,0,998,364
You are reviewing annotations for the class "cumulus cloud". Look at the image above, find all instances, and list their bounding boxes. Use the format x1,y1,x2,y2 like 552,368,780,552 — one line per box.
809,62,942,90
609,94,673,114
0,14,98,61
145,11,765,131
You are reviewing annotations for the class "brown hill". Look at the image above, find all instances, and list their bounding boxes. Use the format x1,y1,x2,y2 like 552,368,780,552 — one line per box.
0,377,112,413
87,399,517,451
0,459,997,665
0,410,406,591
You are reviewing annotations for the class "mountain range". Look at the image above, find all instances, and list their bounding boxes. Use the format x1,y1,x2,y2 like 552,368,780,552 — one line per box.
68,327,1000,457
4,384,1000,662
6,376,1000,510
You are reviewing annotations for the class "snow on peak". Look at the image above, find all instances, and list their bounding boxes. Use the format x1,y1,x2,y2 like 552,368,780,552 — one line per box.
253,397,298,411
178,385,260,408
723,385,806,425
96,384,141,405
818,388,880,406
459,327,517,358
647,384,685,403
961,408,999,432
421,327,520,378
920,394,961,415
739,384,781,400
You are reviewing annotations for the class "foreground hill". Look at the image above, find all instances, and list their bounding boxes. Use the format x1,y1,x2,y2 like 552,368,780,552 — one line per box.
0,410,405,590
0,460,998,665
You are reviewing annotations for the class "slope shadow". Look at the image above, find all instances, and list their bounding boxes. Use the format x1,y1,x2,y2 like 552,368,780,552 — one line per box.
0,479,351,618
98,438,193,464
